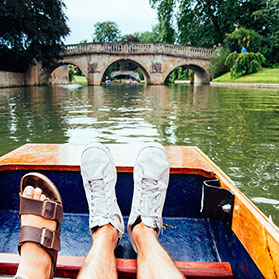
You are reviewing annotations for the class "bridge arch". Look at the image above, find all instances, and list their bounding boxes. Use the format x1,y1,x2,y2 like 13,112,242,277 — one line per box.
163,62,210,84
39,61,88,85
101,58,150,83
111,71,140,80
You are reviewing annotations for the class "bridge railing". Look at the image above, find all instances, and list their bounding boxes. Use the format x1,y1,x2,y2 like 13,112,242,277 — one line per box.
64,43,213,59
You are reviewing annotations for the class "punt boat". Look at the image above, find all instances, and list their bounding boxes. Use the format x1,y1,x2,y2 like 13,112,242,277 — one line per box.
0,144,278,279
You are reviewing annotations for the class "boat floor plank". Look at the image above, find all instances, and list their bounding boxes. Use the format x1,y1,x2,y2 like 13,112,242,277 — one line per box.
0,211,221,262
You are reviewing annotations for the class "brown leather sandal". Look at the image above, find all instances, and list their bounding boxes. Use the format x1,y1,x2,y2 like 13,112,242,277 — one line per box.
18,172,63,279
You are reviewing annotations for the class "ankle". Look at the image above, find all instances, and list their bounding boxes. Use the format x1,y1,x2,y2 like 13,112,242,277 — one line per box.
93,224,118,245
17,243,52,279
132,222,157,246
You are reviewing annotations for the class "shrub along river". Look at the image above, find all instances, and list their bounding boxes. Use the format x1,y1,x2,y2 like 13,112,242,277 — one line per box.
0,83,279,224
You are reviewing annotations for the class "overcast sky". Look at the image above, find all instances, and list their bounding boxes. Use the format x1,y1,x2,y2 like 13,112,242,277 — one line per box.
63,0,158,45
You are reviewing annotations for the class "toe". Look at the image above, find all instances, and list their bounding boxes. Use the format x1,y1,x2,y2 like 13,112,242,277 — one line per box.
23,186,34,199
33,187,42,200
40,194,46,201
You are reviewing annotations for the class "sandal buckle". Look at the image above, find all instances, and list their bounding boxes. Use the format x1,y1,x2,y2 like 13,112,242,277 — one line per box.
41,200,57,219
40,228,55,249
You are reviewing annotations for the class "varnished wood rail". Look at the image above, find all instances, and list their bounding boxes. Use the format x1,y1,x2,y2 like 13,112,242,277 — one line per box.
0,253,233,279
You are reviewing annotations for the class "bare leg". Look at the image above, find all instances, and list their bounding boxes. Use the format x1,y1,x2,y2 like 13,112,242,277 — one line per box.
77,224,118,279
79,143,125,279
133,222,185,279
15,186,56,279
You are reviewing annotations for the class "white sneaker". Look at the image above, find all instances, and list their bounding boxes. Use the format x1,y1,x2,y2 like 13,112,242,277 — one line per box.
128,142,170,252
80,143,124,247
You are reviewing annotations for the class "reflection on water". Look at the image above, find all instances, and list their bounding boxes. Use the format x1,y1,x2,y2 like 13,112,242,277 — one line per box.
0,84,279,224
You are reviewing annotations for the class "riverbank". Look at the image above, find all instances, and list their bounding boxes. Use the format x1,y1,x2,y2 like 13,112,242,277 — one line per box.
175,80,279,89
73,75,87,84
213,68,279,83
210,81,279,89
175,68,279,88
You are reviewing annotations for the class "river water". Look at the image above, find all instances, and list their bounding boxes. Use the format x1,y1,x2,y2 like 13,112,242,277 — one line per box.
0,83,279,224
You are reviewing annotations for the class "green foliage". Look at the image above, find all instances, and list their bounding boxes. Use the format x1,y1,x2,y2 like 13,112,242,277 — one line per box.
164,0,266,47
150,0,279,65
138,31,158,42
150,0,176,43
150,0,274,50
177,1,213,47
68,65,74,82
0,0,70,72
209,47,230,78
75,67,83,76
139,25,160,42
120,34,140,43
166,66,189,83
224,28,264,53
225,52,265,78
138,70,144,80
121,25,160,43
93,21,121,43
167,71,177,83
225,52,240,68
253,0,279,65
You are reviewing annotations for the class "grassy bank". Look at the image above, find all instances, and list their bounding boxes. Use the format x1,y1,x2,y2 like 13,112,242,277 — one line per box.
213,68,279,83
73,75,87,84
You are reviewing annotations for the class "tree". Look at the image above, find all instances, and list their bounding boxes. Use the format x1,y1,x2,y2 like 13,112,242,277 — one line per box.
139,25,160,42
166,66,190,83
224,28,264,53
178,0,267,46
209,47,231,78
151,0,279,65
0,0,70,72
225,52,265,78
150,0,176,43
120,25,160,43
252,0,279,65
150,0,267,46
120,34,141,43
93,21,121,43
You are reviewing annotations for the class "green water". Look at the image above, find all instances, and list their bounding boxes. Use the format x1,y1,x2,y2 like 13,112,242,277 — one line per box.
0,84,279,224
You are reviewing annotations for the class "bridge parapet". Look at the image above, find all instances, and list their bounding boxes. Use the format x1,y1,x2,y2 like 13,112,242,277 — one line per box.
64,43,213,60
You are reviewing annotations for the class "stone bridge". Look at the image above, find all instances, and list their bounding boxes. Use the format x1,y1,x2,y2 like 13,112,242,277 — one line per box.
26,43,213,86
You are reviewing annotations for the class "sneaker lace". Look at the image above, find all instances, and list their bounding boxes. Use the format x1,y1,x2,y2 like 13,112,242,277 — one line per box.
138,177,162,221
88,178,111,217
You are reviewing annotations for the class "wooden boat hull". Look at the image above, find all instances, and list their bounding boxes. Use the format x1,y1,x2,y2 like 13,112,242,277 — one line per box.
0,144,278,278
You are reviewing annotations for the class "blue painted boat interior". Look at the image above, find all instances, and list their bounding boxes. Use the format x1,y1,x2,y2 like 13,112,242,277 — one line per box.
0,170,264,278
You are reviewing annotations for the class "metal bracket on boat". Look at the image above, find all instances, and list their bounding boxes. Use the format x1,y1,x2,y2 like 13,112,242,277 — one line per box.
200,178,235,227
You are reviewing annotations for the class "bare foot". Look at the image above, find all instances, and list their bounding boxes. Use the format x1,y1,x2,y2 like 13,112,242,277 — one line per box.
15,186,57,279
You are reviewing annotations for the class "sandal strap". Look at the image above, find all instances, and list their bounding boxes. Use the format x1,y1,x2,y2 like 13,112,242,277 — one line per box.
19,195,63,222
19,226,61,250
18,225,60,273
